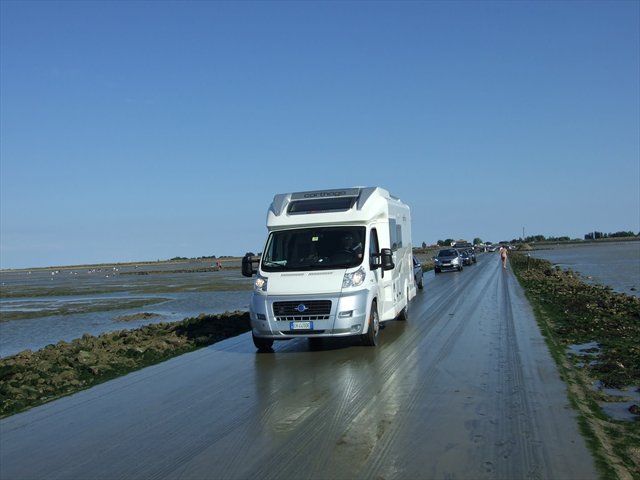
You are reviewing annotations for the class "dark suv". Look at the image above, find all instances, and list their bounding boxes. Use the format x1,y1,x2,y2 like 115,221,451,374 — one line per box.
457,248,476,265
458,249,473,266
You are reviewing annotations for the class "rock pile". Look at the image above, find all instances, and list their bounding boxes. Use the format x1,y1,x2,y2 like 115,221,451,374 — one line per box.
0,311,251,418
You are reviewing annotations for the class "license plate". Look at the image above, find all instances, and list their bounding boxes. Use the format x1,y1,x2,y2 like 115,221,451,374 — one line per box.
290,321,312,330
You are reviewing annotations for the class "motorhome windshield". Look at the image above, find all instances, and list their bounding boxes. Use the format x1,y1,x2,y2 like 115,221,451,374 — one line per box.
261,226,365,271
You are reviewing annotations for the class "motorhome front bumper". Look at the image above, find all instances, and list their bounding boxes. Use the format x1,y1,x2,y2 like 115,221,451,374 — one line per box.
250,289,369,339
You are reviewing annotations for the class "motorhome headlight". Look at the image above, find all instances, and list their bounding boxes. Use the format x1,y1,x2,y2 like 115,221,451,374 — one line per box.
343,266,366,288
254,274,268,292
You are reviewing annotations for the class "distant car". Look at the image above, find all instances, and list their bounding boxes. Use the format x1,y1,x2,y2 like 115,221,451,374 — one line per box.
458,249,472,266
468,248,477,263
413,256,424,289
433,249,463,273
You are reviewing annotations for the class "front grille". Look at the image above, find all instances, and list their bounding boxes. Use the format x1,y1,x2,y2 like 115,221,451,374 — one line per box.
273,300,332,321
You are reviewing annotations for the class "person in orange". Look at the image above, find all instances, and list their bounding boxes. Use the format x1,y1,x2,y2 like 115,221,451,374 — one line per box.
499,245,508,269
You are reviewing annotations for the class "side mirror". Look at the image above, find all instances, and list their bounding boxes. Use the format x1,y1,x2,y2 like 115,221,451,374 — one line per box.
381,248,395,271
242,254,259,277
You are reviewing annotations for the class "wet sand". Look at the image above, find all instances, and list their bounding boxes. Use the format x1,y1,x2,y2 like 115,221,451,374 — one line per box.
0,260,251,357
0,256,596,479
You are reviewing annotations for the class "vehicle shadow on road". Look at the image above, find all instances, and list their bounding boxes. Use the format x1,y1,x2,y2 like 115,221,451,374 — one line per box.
209,319,409,355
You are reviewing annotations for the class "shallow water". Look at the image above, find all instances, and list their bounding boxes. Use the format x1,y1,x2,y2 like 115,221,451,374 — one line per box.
0,261,252,357
529,241,640,298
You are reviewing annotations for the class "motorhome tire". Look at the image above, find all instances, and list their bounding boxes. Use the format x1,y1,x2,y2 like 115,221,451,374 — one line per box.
362,302,379,346
252,333,274,352
398,304,408,321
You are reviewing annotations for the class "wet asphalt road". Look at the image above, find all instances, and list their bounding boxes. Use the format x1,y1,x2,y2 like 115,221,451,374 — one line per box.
0,254,598,480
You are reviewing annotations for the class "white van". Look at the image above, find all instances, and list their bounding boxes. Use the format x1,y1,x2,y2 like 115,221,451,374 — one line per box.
242,187,416,351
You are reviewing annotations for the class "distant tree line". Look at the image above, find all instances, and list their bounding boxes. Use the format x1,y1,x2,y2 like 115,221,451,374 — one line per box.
584,231,638,240
522,235,572,243
433,238,485,247
425,231,639,249
511,231,638,243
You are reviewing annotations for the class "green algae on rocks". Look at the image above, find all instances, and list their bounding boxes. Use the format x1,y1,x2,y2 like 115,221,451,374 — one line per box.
0,311,251,418
510,253,639,388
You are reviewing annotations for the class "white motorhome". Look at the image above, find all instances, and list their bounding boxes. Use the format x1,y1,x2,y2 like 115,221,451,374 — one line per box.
242,187,416,351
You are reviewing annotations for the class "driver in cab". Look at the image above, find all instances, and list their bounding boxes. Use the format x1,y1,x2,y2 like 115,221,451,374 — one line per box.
336,233,363,261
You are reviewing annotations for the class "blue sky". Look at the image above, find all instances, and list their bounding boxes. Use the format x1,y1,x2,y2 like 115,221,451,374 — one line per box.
1,0,638,269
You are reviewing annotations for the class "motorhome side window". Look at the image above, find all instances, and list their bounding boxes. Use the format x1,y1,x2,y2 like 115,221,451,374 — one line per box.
262,226,366,271
388,219,401,251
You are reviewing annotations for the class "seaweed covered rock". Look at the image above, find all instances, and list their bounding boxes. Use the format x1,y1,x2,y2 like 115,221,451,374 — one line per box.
0,311,251,418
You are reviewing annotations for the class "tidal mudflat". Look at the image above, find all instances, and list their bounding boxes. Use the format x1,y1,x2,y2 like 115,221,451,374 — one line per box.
0,259,251,357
